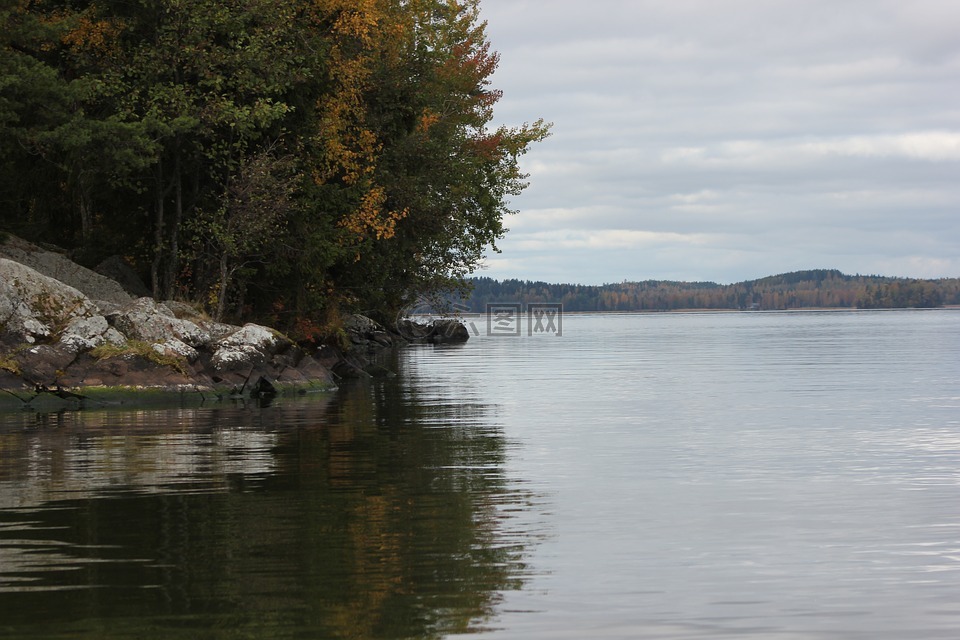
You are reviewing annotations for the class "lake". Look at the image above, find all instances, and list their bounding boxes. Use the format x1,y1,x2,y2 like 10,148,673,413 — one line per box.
1,310,959,639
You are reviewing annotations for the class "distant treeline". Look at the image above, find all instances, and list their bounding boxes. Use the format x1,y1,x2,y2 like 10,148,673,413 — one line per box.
461,270,960,312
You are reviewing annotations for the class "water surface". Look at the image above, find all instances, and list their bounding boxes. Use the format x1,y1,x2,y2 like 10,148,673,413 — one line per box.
2,310,959,639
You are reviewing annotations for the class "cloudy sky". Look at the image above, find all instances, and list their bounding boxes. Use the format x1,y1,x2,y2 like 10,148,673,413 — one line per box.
476,0,960,285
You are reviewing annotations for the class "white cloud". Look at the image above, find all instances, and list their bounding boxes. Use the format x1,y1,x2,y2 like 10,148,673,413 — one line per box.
508,229,716,252
799,132,960,161
478,0,960,283
659,132,960,168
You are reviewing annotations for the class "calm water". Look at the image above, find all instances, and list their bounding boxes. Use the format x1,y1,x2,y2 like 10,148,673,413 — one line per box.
1,310,959,639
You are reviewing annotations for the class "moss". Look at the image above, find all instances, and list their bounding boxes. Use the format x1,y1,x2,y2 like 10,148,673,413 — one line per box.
8,277,88,340
0,353,20,376
334,327,350,351
90,340,190,376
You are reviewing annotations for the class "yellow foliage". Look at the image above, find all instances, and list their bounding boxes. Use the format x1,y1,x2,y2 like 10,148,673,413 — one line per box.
58,7,125,56
339,185,408,246
312,17,381,185
416,108,441,133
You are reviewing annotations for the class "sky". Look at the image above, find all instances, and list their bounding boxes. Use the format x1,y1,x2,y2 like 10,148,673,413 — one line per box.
475,0,960,285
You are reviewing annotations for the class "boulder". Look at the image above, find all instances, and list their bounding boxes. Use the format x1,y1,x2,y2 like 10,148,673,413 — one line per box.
0,242,339,401
394,317,469,343
210,323,292,372
0,235,133,307
15,344,79,383
152,338,200,363
162,301,238,341
343,314,390,348
94,255,152,298
0,258,100,344
430,319,470,343
60,314,126,353
343,314,384,335
112,297,213,348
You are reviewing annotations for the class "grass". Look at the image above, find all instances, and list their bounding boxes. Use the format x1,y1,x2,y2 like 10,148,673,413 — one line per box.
90,340,190,376
0,353,20,376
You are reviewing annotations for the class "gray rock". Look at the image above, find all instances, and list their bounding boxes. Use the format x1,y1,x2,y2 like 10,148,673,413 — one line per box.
395,318,433,340
394,317,470,343
344,314,401,351
152,338,200,363
210,323,291,372
343,314,384,334
162,302,237,342
95,255,151,298
0,240,339,399
112,297,214,348
0,258,99,343
60,314,124,353
15,344,78,382
0,235,133,307
429,319,470,343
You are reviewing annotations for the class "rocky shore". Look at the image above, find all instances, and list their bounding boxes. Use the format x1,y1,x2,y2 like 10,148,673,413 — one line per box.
0,236,468,410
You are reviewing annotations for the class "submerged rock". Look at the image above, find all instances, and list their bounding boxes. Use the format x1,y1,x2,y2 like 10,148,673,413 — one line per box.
394,317,470,343
429,319,470,343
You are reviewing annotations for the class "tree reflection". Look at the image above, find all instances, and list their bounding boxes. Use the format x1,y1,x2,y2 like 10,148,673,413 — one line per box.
0,360,538,639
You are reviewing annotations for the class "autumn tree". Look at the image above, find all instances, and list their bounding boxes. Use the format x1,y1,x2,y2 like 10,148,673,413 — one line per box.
1,0,550,330
322,0,550,319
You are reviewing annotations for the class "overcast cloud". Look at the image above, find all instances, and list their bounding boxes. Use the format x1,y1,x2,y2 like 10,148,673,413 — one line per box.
476,0,960,284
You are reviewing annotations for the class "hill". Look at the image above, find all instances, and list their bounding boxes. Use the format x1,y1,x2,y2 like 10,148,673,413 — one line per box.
461,270,960,312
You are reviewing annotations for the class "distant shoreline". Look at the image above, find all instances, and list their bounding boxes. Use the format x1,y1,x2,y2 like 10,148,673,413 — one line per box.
462,270,959,313
450,306,960,317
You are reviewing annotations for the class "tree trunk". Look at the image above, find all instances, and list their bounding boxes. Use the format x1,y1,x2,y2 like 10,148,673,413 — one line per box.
78,187,93,245
163,155,183,300
151,163,165,299
216,253,231,322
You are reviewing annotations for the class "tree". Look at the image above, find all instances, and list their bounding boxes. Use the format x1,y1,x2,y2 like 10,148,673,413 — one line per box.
324,0,550,319
187,143,297,321
1,0,551,331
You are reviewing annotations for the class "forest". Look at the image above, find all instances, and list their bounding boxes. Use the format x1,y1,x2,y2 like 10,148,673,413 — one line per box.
0,0,549,337
463,270,960,312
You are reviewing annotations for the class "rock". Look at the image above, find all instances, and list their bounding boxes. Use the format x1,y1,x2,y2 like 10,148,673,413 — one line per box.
331,351,373,379
395,318,434,340
0,235,133,307
250,376,277,398
371,331,394,347
15,344,78,383
394,317,469,343
344,313,396,350
112,297,213,348
210,323,292,372
94,255,152,298
343,314,384,334
0,258,100,344
60,314,125,353
430,319,470,343
152,338,200,363
163,301,238,341
0,243,338,403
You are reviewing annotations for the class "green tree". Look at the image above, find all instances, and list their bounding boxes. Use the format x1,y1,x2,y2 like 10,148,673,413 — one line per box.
187,143,297,321
97,0,298,299
2,0,551,331
327,0,550,320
